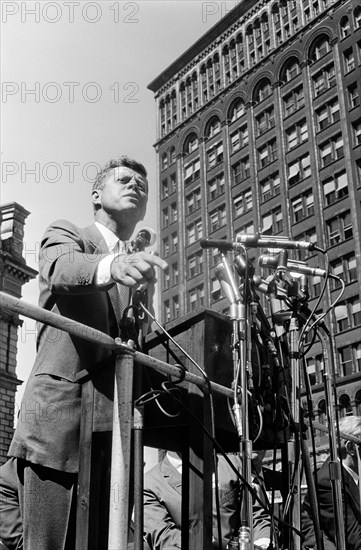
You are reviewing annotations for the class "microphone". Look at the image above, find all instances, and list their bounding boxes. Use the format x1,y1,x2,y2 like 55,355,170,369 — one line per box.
201,235,316,251
214,259,241,304
258,254,327,278
131,227,156,251
236,233,316,250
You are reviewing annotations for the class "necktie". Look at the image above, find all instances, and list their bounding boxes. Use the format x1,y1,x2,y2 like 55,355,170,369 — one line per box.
113,241,130,318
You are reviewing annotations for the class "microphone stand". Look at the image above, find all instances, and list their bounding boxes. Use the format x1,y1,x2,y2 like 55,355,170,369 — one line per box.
218,252,254,549
316,327,346,550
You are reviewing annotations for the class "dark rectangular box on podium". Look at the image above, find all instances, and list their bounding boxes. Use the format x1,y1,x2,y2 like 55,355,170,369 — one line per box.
143,308,239,452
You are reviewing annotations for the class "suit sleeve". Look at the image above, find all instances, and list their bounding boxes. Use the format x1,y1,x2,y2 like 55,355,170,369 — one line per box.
143,470,181,550
317,474,361,550
39,220,112,295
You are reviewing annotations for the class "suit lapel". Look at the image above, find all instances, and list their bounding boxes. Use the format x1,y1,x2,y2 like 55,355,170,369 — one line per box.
81,224,122,323
161,457,182,495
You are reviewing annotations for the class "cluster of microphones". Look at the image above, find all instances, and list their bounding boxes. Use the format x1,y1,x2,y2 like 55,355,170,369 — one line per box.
200,233,327,307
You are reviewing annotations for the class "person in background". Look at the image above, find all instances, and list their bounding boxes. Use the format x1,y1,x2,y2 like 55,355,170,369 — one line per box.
301,415,361,550
143,450,273,550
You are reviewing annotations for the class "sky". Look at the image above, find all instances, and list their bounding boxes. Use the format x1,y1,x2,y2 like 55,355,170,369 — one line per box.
1,0,231,469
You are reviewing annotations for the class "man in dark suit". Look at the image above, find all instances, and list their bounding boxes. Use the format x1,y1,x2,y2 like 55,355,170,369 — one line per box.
0,156,167,550
301,415,361,550
143,450,274,550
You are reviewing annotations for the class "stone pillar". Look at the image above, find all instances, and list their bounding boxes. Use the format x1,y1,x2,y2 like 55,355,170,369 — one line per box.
0,202,37,464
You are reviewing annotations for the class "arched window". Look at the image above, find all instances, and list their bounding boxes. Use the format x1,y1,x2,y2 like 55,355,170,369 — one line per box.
310,35,331,62
318,399,326,425
253,78,272,103
229,98,245,122
340,16,351,39
280,57,300,83
205,116,221,139
353,6,361,29
183,133,199,155
161,152,168,170
339,393,353,417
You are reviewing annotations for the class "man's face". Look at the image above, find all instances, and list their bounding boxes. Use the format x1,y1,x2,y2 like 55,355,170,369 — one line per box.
93,165,148,224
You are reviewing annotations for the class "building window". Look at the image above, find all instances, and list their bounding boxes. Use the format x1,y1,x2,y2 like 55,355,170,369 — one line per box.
283,86,305,117
207,142,224,170
186,219,203,245
171,232,178,254
343,47,355,74
186,188,202,214
315,98,340,130
162,237,169,257
234,188,253,217
206,116,221,138
232,157,250,183
310,35,331,62
260,172,280,202
319,134,344,167
354,6,361,29
322,171,348,206
293,227,317,260
340,16,351,38
230,124,249,153
170,147,176,164
238,221,254,235
172,296,180,319
188,284,205,312
171,263,179,286
229,98,245,121
312,64,335,97
161,152,168,170
184,133,199,155
161,179,169,199
208,173,225,200
284,58,300,82
164,300,170,323
184,158,200,184
352,119,361,147
261,207,283,234
253,79,272,103
170,202,178,224
162,207,169,228
286,119,308,150
256,106,275,135
338,344,361,376
287,153,311,185
291,190,314,223
339,394,353,416
188,251,204,278
347,83,359,109
209,204,227,232
258,139,277,168
170,173,177,194
163,270,170,290
326,211,353,246
211,278,221,302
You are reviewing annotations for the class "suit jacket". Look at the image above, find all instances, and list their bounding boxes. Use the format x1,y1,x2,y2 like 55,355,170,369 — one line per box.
8,220,124,473
301,458,361,550
143,455,272,550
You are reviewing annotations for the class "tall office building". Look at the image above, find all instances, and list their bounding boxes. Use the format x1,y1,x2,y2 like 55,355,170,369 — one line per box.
148,0,361,435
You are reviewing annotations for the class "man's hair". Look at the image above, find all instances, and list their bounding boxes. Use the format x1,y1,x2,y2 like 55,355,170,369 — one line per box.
92,155,147,193
338,415,361,443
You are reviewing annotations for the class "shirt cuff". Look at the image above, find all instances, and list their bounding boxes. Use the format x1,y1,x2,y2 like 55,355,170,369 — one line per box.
95,254,115,286
254,538,271,549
